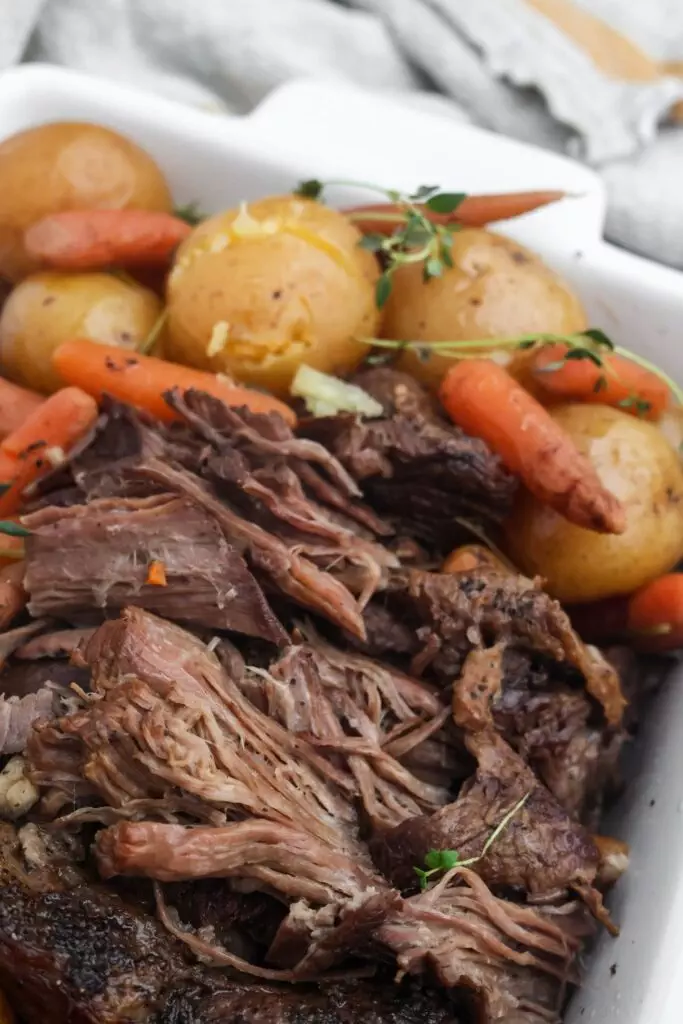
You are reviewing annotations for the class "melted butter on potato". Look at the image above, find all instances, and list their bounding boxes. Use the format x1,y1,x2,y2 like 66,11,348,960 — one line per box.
504,404,683,603
380,228,586,390
166,196,380,396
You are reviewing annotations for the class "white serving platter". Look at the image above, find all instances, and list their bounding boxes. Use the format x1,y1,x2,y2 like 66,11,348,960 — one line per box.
0,62,682,1024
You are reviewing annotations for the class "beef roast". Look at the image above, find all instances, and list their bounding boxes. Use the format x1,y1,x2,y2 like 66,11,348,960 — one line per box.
23,494,287,644
0,688,55,756
255,635,454,826
300,369,516,550
170,979,462,1024
371,730,601,899
0,822,463,1024
387,569,626,726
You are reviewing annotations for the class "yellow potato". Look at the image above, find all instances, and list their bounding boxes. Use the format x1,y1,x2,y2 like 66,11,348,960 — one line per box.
166,196,380,396
380,228,586,390
505,404,683,603
0,122,172,282
0,271,165,393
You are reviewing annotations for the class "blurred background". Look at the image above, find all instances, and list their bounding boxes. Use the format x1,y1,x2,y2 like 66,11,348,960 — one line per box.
2,0,683,268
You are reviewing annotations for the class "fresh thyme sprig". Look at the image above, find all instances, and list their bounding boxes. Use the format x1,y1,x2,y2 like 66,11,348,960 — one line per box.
295,180,466,307
414,792,530,891
174,201,206,227
362,329,683,415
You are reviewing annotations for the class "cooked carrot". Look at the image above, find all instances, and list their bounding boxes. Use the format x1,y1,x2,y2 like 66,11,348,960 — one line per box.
2,386,97,460
0,378,43,441
0,387,98,517
569,574,683,652
442,544,507,575
24,210,192,270
530,343,669,420
0,560,26,630
344,191,566,234
439,359,625,534
52,339,297,427
146,559,167,587
626,574,683,652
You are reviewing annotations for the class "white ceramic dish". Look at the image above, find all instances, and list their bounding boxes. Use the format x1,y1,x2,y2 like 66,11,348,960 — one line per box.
0,63,682,1024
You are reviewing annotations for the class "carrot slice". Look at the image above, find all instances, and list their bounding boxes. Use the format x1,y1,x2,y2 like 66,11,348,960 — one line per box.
0,378,43,441
344,191,566,234
0,387,98,517
24,210,192,270
146,560,167,587
530,343,670,420
439,359,625,534
52,338,297,427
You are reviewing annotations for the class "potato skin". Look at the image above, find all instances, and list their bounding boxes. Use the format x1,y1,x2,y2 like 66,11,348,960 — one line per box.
0,122,172,281
504,404,683,603
166,196,380,396
380,228,586,390
0,272,165,393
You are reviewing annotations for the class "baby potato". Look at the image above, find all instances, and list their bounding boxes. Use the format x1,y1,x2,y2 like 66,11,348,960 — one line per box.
381,228,586,390
166,196,380,396
0,122,172,282
505,404,683,604
0,271,165,393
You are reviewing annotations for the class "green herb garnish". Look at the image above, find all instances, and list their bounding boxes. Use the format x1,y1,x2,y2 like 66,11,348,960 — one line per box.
361,329,683,415
138,308,169,355
0,521,30,538
295,179,325,200
294,179,467,307
174,202,206,226
414,792,530,891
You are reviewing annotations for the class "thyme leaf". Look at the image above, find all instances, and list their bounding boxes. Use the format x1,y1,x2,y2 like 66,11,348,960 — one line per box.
414,793,530,890
0,521,30,538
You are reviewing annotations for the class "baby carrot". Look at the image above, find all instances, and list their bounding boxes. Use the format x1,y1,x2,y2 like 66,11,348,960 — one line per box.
530,343,670,420
0,387,98,517
627,574,683,652
0,378,43,440
570,574,683,652
52,338,297,427
24,210,192,271
439,359,625,534
344,191,566,234
2,386,97,460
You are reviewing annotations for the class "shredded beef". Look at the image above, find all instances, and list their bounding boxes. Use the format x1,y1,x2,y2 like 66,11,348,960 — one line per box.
251,637,453,827
0,688,55,755
300,369,516,550
23,494,286,643
449,645,624,822
387,569,625,726
29,608,361,853
371,730,601,899
0,824,463,1024
0,659,90,700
